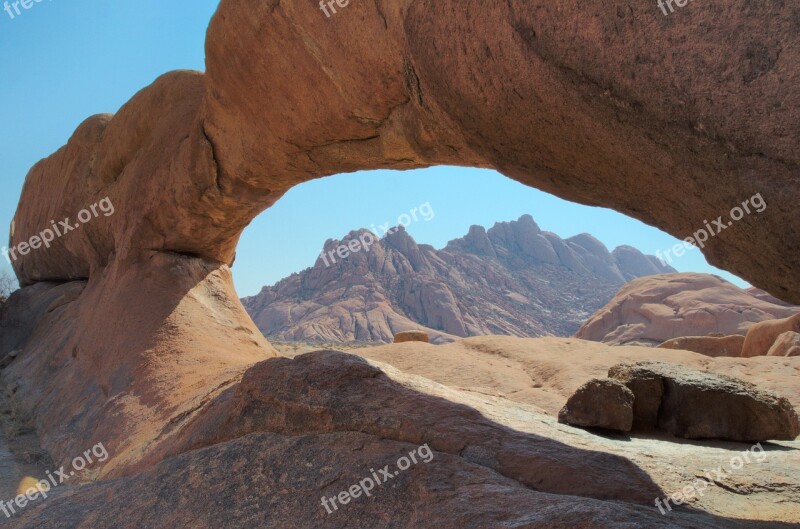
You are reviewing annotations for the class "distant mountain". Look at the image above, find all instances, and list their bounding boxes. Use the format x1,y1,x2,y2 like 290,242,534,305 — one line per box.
242,215,675,344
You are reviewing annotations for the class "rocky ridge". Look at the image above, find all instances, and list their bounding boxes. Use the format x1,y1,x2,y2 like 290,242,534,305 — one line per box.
243,215,673,343
578,273,800,346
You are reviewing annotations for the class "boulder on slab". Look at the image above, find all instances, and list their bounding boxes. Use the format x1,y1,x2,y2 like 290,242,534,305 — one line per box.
657,335,745,358
767,331,800,357
558,378,634,432
609,362,800,442
394,330,430,344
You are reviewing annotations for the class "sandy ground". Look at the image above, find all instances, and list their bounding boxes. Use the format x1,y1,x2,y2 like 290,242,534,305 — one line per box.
276,336,800,414
5,336,799,524
275,336,800,523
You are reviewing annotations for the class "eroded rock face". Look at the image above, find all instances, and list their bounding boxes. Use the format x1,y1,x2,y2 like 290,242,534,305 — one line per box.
166,351,657,503
767,332,800,357
658,335,746,358
9,1,800,303
0,253,274,478
243,218,673,343
8,433,724,529
4,1,800,526
5,0,800,475
609,362,800,441
742,313,800,358
394,331,429,344
558,378,634,432
578,274,799,346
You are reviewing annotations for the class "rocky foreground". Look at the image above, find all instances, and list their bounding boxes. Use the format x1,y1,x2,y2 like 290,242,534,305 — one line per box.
3,0,800,526
2,280,799,528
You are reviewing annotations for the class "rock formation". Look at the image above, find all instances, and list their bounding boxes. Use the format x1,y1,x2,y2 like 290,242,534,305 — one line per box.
742,313,800,358
577,273,799,346
243,217,673,343
606,362,800,441
657,334,746,358
558,378,634,432
4,0,800,526
6,331,800,527
393,331,429,344
767,332,800,357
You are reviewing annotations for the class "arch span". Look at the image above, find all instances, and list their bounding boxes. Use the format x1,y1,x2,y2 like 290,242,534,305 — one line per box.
4,0,800,474
10,0,800,302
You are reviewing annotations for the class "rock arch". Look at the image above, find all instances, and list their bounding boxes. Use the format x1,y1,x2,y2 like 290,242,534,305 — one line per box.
10,0,800,301
4,0,800,474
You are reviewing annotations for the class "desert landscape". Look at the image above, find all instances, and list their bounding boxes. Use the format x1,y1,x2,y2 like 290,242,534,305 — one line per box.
1,0,799,528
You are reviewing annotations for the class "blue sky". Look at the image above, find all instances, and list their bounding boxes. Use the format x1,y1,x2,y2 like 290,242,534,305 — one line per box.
0,0,747,296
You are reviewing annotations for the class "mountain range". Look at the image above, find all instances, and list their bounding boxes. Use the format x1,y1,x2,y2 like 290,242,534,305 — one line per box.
242,215,675,343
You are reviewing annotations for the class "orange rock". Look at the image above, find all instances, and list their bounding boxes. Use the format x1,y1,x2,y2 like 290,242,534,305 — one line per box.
394,331,430,344
767,331,800,357
578,274,798,346
657,335,745,358
742,313,800,358
558,378,634,432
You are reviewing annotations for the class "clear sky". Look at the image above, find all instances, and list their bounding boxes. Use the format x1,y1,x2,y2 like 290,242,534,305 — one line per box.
0,0,748,296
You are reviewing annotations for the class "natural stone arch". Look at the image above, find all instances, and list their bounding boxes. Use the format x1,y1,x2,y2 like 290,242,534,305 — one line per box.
11,0,799,303
4,0,799,480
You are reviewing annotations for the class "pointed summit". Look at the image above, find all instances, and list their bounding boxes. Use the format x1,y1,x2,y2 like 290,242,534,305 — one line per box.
243,215,675,344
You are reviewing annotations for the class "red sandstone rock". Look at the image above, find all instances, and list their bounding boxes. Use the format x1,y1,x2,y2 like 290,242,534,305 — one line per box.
767,331,800,357
577,274,798,346
4,0,800,526
7,1,800,303
609,362,800,442
658,335,746,358
393,331,430,344
742,313,800,358
558,378,634,432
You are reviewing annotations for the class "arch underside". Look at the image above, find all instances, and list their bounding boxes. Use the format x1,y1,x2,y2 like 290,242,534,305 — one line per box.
3,0,799,489
10,0,799,303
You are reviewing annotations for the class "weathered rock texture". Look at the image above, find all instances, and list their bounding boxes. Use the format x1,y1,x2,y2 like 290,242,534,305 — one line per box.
5,0,800,526
658,335,746,358
6,329,800,527
5,0,800,467
608,362,800,441
558,378,634,432
767,332,800,357
3,277,800,527
243,217,672,343
742,313,800,358
578,274,799,346
393,330,429,344
0,260,274,478
10,1,800,297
